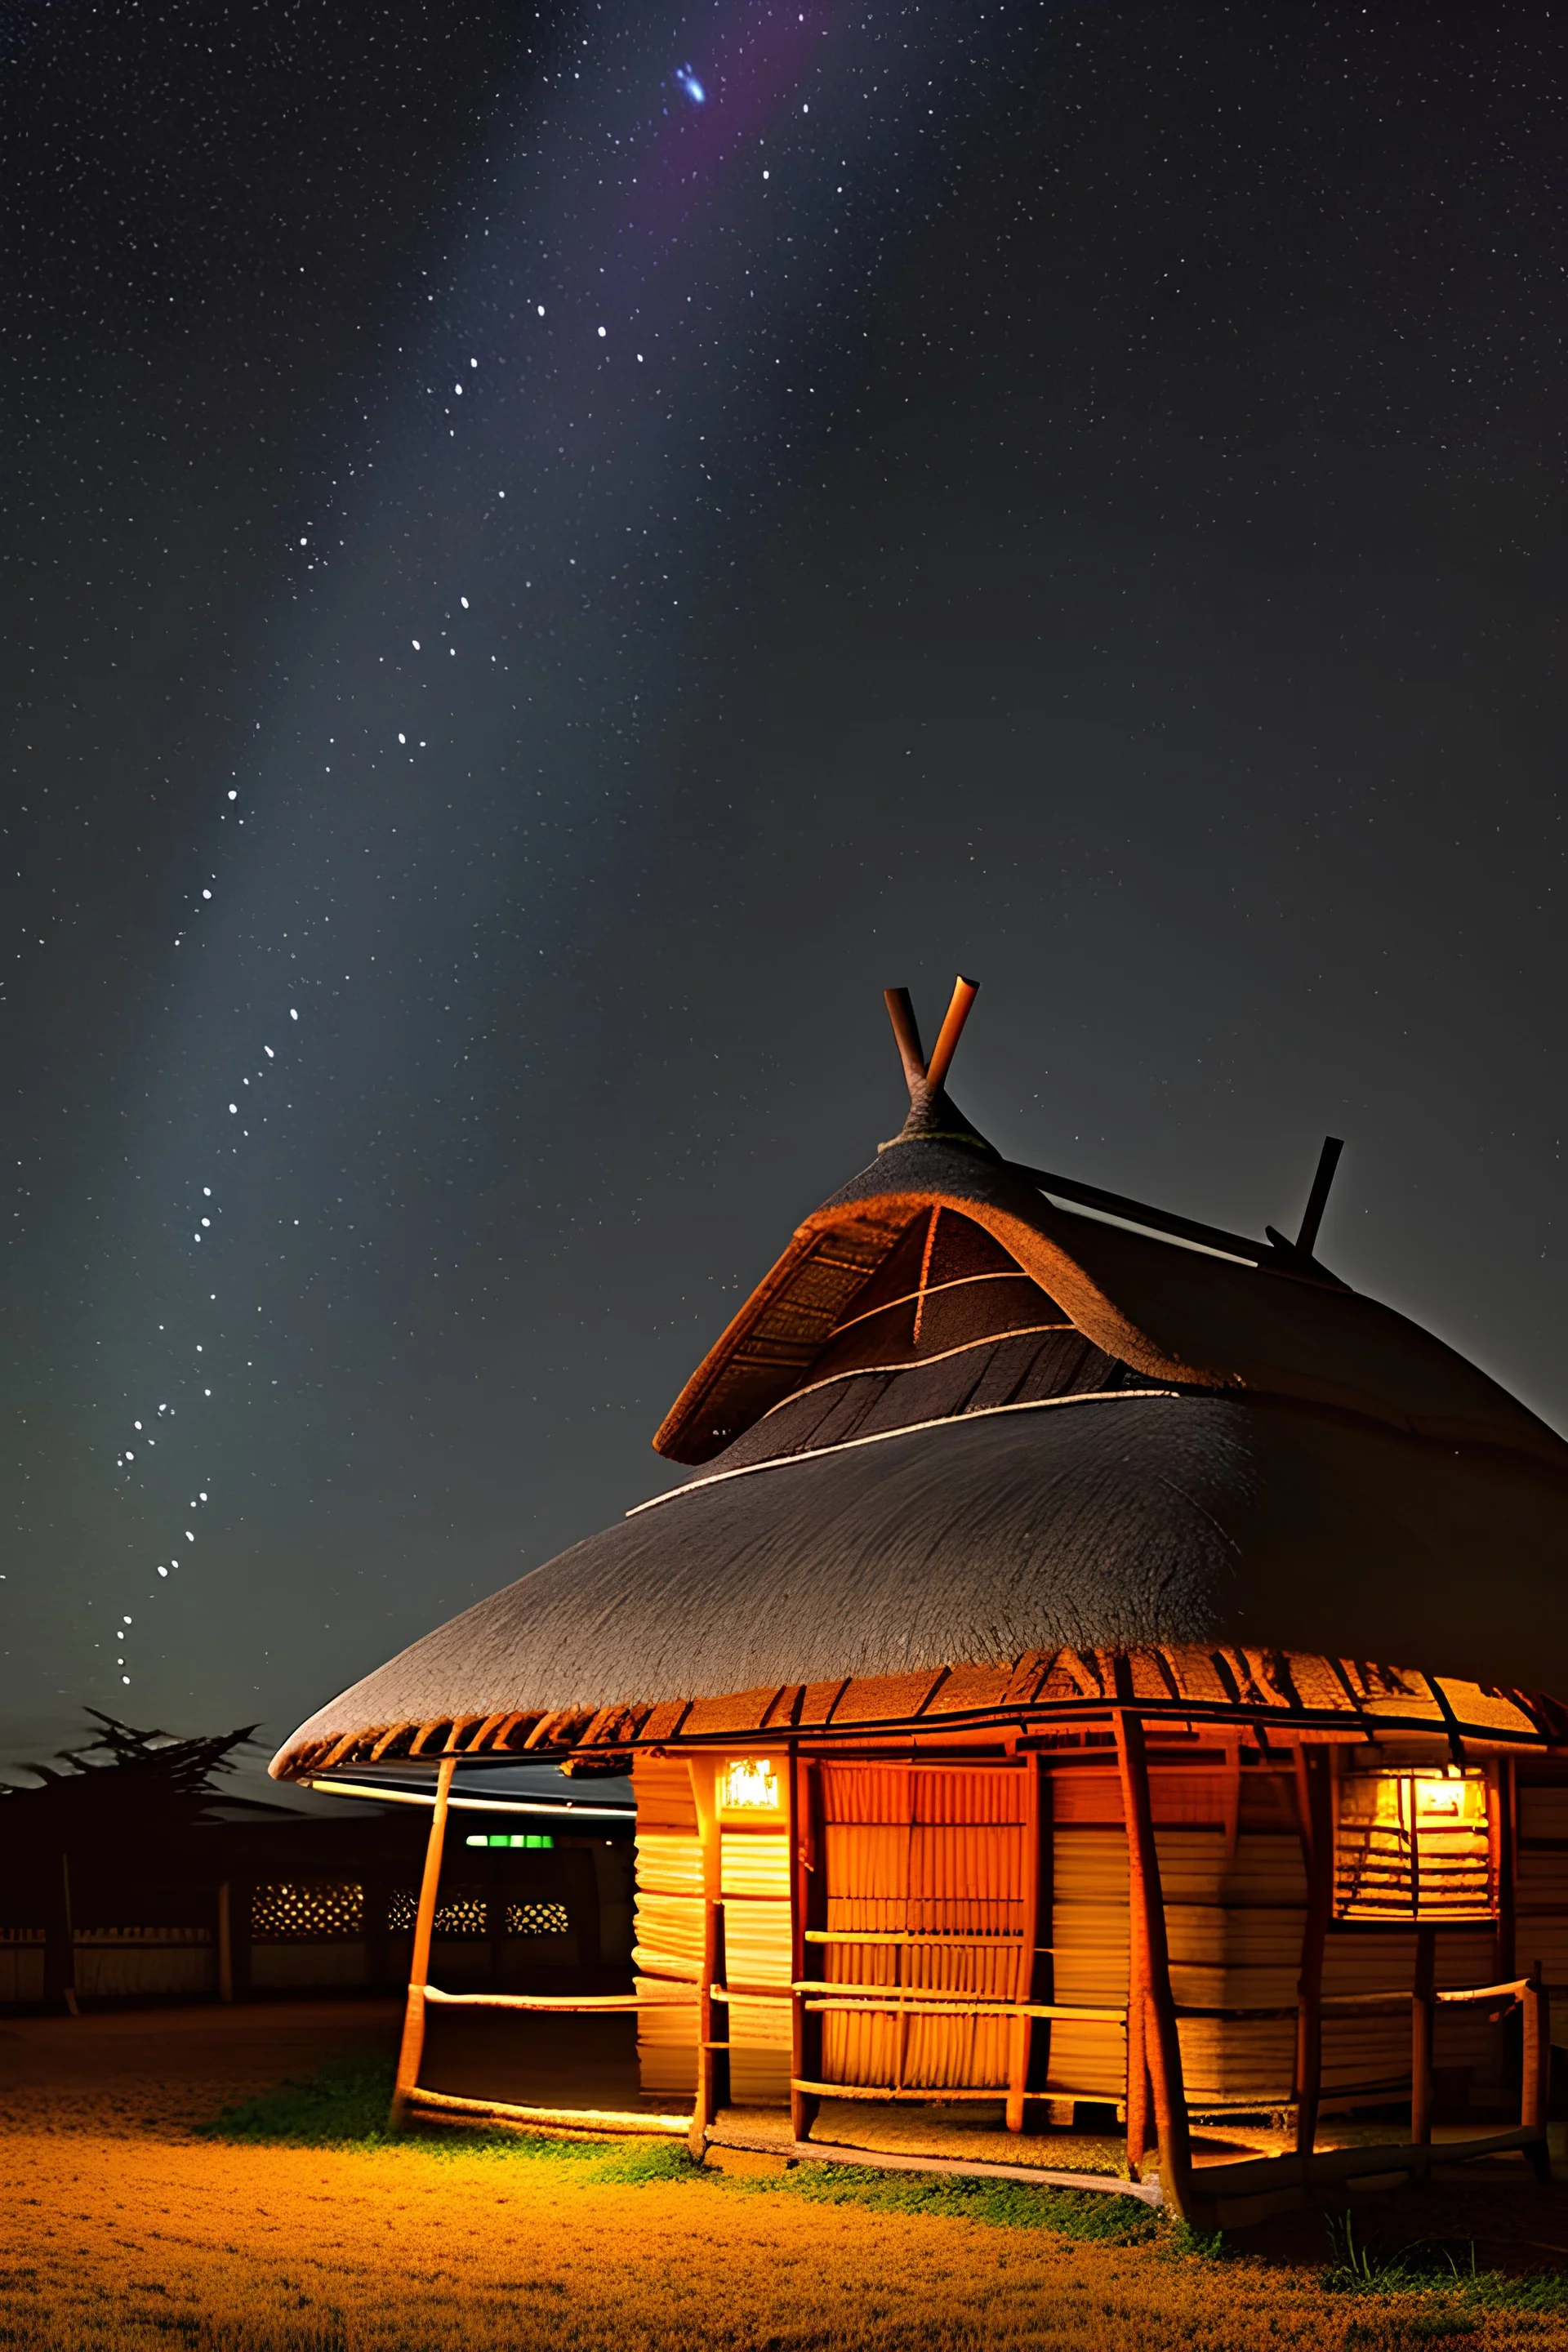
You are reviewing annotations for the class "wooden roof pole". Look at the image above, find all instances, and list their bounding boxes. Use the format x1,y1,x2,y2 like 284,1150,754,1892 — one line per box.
390,1754,456,2128
1114,1701,1196,2220
688,1756,725,2161
1293,1747,1333,2158
924,976,980,1094
883,988,927,1092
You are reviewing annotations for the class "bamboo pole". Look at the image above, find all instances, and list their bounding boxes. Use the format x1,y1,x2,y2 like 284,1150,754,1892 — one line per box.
791,1753,823,2144
1114,1706,1193,2221
1411,1923,1437,2146
1125,1916,1151,2176
1294,1748,1332,2156
390,1754,456,2127
1007,1754,1045,2133
688,1755,724,2161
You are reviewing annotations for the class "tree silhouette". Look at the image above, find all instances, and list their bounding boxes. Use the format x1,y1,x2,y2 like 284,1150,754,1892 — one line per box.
0,1712,263,2008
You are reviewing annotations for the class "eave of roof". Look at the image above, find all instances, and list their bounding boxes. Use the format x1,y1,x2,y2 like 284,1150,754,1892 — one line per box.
272,1641,1568,1783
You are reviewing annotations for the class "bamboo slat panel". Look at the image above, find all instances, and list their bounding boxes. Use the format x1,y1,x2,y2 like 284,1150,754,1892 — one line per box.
633,1755,700,1831
817,1764,1027,2091
728,1990,792,2103
634,1760,704,2096
632,1891,705,1973
724,1894,791,1987
1174,2016,1294,2102
635,1986,698,2094
722,1829,793,2100
720,1832,790,1901
1048,1824,1308,2101
1313,1927,1497,2087
635,1833,703,1896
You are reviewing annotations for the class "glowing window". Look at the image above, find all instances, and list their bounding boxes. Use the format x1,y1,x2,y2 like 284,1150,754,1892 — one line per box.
1334,1766,1495,1922
721,1757,782,1812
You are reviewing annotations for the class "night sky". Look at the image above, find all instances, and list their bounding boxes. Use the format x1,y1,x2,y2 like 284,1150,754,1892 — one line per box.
5,2,1567,1782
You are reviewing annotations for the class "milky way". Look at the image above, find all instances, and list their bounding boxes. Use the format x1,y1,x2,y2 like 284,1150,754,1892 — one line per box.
7,4,1568,1762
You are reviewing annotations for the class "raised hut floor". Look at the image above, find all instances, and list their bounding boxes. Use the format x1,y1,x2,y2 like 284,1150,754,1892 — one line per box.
710,2096,1564,2180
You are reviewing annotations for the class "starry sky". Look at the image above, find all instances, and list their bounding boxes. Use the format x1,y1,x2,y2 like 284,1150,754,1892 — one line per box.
5,1,1567,1781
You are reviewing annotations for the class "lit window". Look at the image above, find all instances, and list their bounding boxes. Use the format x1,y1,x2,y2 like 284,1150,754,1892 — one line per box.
720,1757,782,1812
1334,1765,1495,1922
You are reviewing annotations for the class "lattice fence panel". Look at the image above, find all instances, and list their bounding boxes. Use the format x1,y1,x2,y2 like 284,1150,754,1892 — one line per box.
251,1882,363,1941
508,1902,570,1937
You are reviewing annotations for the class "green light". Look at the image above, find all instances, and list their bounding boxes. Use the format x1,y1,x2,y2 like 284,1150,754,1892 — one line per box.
466,1831,554,1848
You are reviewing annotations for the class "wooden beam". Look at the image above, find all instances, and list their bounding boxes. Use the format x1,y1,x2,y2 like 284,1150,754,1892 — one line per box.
791,1752,824,2144
1114,1704,1194,2221
688,1755,725,2160
390,1753,455,2127
1294,1748,1333,2157
1411,1923,1437,2147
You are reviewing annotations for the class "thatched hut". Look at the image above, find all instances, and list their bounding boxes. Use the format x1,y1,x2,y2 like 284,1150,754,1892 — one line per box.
272,980,1568,2222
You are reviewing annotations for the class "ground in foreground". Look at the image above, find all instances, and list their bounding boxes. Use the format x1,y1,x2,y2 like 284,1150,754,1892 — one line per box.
2,2001,1566,2350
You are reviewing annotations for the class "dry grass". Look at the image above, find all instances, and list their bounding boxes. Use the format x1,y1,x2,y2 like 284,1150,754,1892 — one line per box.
1,2003,1566,2352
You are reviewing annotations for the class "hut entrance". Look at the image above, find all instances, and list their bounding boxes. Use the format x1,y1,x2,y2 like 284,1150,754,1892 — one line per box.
813,1761,1030,2099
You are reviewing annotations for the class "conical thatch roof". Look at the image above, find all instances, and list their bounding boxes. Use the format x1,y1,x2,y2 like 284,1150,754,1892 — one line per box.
271,980,1568,1781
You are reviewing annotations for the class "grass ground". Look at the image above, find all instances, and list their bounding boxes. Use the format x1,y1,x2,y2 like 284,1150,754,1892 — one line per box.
2,2001,1566,2351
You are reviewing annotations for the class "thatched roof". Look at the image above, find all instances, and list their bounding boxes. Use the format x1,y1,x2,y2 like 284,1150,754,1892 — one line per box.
273,1388,1568,1778
653,1135,1563,1468
270,979,1568,1782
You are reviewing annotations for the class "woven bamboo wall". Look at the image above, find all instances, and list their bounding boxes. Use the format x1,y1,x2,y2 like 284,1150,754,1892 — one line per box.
721,1826,791,2103
632,1757,701,2095
630,1747,1566,2113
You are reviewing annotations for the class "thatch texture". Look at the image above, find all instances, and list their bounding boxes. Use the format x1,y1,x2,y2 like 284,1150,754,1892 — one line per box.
653,1138,1564,1467
273,1389,1568,1778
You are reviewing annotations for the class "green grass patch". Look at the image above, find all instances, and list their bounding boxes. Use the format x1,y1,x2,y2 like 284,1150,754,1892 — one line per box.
1322,2212,1568,2319
206,2059,1176,2246
205,2058,401,2148
760,2158,1161,2245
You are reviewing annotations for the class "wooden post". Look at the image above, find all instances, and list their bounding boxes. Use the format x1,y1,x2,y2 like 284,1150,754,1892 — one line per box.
1521,1959,1552,2180
1411,1923,1437,2146
1125,1909,1151,2176
791,1751,824,2144
1493,1757,1517,1984
44,1850,78,2016
1115,1706,1194,2221
390,1755,456,2127
216,1882,234,2004
1294,1748,1333,2156
688,1756,725,2161
1006,1756,1041,2132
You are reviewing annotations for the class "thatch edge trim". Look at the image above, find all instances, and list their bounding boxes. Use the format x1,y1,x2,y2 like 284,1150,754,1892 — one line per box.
270,1647,1568,1781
